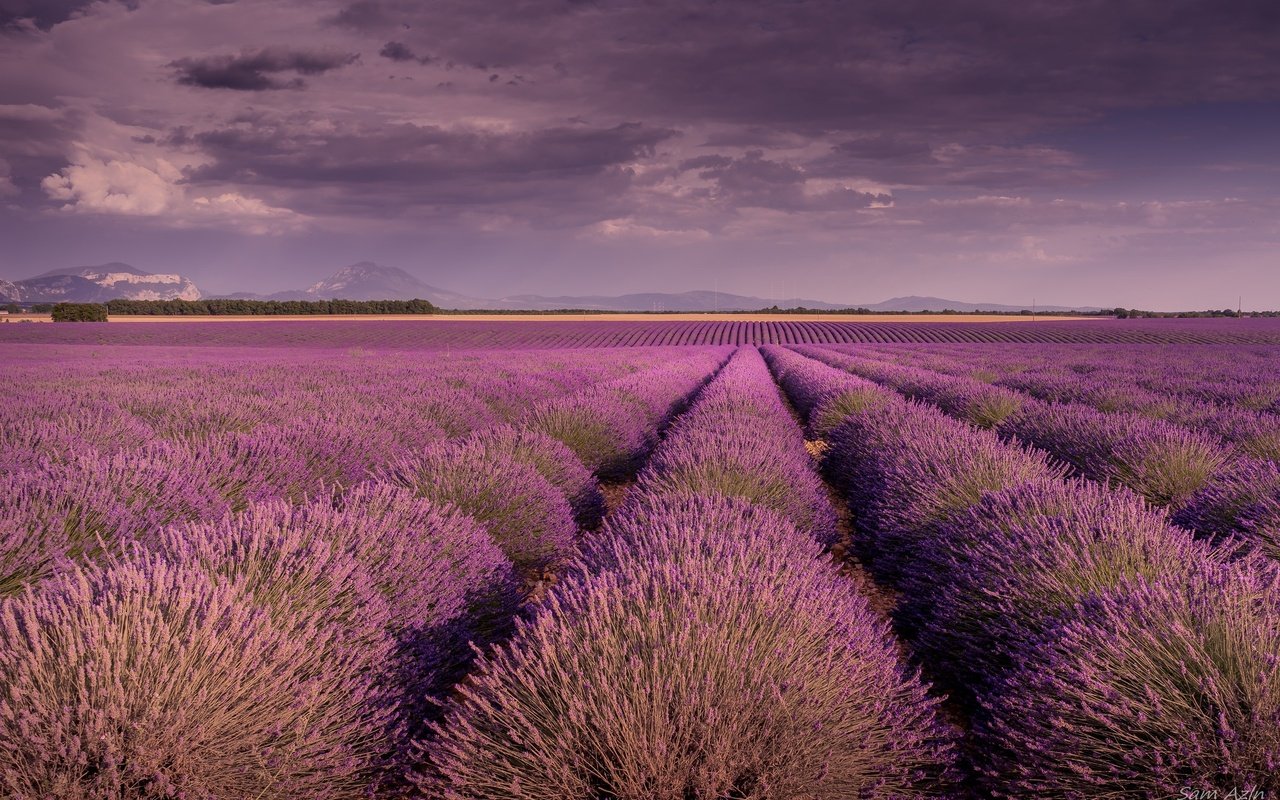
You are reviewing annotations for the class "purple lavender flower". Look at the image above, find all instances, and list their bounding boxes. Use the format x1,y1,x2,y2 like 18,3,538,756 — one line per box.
454,424,606,529
906,478,1227,700
378,444,578,571
0,554,398,798
420,492,955,799
975,564,1280,798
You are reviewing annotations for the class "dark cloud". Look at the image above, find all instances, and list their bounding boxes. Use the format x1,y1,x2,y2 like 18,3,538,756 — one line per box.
170,48,359,91
325,0,402,30
3,0,1280,308
678,150,889,212
379,41,431,64
171,115,678,225
808,139,1098,189
0,0,136,32
307,0,1280,136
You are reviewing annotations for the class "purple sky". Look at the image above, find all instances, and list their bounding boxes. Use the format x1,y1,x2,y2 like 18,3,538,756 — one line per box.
1,0,1277,308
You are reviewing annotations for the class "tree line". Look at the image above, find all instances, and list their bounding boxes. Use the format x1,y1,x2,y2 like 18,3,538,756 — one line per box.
104,298,439,315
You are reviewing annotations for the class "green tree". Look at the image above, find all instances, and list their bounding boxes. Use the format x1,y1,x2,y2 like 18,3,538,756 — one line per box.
51,303,108,322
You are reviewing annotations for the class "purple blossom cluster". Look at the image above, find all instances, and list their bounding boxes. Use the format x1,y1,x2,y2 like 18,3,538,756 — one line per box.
0,553,399,798
7,316,1280,349
422,491,956,799
999,400,1235,508
976,566,1280,797
379,441,579,572
521,349,731,478
1176,457,1280,559
0,341,743,794
803,345,1240,514
630,347,839,543
764,345,1280,796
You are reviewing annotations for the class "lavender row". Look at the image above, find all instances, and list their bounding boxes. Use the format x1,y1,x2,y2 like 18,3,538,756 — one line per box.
9,316,1280,350
0,347,727,596
419,347,955,798
802,345,1280,560
0,344,740,795
1,483,525,797
854,342,1280,460
0,345,688,475
857,341,1280,413
761,345,1280,797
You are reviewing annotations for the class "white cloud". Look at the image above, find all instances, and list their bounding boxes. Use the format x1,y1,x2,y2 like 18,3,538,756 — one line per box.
41,148,302,232
584,217,710,242
0,159,19,198
42,154,184,215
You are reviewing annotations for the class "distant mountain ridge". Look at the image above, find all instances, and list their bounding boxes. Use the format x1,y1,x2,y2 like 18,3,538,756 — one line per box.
1,262,200,303
244,263,1098,311
2,261,1099,312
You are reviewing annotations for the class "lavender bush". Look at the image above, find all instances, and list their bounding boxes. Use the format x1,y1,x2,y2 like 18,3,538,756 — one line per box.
1175,457,1280,559
143,501,397,674
521,388,652,478
976,566,1280,798
453,424,606,528
1000,400,1235,508
907,478,1227,697
797,346,1025,429
760,344,896,441
823,398,1065,577
420,494,955,799
583,490,822,575
325,482,521,640
521,351,725,479
379,444,577,571
635,427,838,542
0,443,229,594
632,347,840,543
0,555,397,799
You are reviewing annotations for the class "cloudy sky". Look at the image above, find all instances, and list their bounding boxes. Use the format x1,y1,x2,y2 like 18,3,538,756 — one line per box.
0,0,1277,308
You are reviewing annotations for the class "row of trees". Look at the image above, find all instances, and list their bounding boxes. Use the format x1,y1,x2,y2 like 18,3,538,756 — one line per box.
1106,308,1275,318
51,303,109,322
105,298,438,316
752,306,1103,316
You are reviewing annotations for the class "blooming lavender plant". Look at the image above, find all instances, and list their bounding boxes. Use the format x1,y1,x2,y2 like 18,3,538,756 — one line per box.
999,399,1235,508
906,478,1226,698
420,493,956,799
379,444,578,571
975,566,1280,798
0,555,397,798
454,424,606,528
1175,457,1280,559
628,347,841,542
823,398,1065,578
0,442,229,594
635,425,839,544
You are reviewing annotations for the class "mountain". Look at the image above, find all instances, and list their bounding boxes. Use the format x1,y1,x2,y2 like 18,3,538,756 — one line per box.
860,296,1097,313
498,290,850,311
12,260,1096,313
5,263,201,302
220,262,488,307
494,291,1097,312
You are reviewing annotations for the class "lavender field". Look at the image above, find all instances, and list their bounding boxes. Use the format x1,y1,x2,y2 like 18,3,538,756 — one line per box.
2,320,1279,798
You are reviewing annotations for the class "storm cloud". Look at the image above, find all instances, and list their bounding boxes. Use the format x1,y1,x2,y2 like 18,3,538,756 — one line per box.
0,0,1278,307
170,47,359,90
